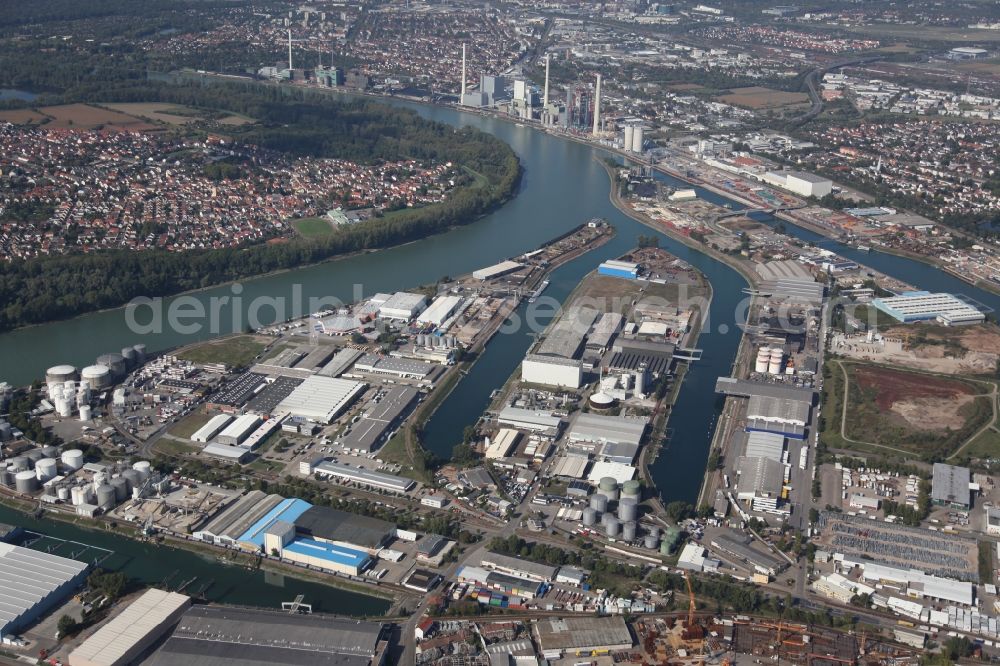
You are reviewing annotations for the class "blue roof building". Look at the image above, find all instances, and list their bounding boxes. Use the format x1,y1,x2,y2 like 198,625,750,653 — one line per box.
236,498,312,550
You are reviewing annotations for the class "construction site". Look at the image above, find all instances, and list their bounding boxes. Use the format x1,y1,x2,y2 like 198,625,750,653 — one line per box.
109,485,235,534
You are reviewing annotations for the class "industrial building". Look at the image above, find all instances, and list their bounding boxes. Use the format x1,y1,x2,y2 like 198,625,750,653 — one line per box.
146,606,388,666
736,456,786,512
0,541,90,636
352,355,433,380
318,348,364,378
216,414,262,446
377,292,427,321
534,616,633,657
497,407,563,433
745,394,811,439
521,354,583,388
536,307,600,359
931,463,971,509
871,291,985,326
587,313,623,351
608,339,674,375
275,376,365,423
485,428,522,460
294,506,395,553
192,492,307,549
710,532,787,576
569,413,647,448
472,260,522,281
68,590,191,666
598,260,639,280
190,414,233,443
763,170,832,198
418,295,464,327
457,565,543,598
480,551,558,582
264,521,371,576
741,431,786,462
339,386,419,453
312,460,416,494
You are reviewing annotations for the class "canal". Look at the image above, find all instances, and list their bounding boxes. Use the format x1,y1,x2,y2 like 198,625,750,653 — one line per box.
0,502,391,615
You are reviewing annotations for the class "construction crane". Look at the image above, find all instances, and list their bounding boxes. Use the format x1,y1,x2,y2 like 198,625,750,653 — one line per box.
683,570,696,629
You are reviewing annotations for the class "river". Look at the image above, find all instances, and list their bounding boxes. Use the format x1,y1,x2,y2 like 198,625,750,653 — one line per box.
4,96,1000,602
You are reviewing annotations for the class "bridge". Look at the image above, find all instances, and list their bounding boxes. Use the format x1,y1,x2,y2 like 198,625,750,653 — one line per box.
673,347,703,362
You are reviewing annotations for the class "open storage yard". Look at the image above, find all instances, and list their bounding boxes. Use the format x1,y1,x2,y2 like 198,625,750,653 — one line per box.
823,360,995,459
716,87,810,111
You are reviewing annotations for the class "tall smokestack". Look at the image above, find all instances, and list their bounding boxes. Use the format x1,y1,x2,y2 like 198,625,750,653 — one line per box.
543,53,550,108
461,43,467,102
288,30,293,71
592,73,602,135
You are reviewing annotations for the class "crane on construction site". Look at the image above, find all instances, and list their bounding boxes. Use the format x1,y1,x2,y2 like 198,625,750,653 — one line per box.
683,570,696,628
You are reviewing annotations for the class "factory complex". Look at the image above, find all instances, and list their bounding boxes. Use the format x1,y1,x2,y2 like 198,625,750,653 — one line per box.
0,542,90,637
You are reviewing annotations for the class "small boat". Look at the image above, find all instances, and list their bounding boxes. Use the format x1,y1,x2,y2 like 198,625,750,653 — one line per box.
528,280,550,303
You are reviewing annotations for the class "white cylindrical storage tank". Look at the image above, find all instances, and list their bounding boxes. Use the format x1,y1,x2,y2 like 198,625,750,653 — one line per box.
622,521,637,541
57,486,70,501
0,469,13,487
132,344,147,363
598,476,619,502
15,470,38,493
632,125,644,153
56,397,73,418
582,507,597,526
79,405,92,422
96,485,116,510
111,478,128,502
122,469,140,490
622,480,641,499
644,534,659,549
7,456,29,472
92,472,107,490
25,449,44,464
97,353,126,377
62,449,84,471
618,497,638,522
71,485,89,506
41,445,59,458
589,494,608,513
121,347,138,368
46,364,78,387
768,351,782,375
755,349,769,374
133,461,152,483
635,364,648,396
35,458,58,482
623,124,634,151
81,365,112,390
605,516,620,538
63,380,76,393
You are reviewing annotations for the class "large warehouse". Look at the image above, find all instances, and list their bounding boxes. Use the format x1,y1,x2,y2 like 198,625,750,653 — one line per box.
569,413,647,448
264,521,372,577
871,291,984,326
312,460,416,494
521,354,583,388
535,616,633,657
147,606,388,666
377,292,427,321
68,590,191,666
338,386,419,453
417,295,464,327
497,407,563,433
192,491,309,549
745,394,810,439
0,541,90,636
932,463,971,509
276,375,366,423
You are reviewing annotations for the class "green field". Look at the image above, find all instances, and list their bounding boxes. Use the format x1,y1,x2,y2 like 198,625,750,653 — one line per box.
177,335,268,368
153,437,200,457
292,217,335,237
167,412,214,439
961,427,1000,460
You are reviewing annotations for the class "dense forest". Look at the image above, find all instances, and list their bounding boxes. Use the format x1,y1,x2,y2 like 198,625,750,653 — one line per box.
0,82,521,332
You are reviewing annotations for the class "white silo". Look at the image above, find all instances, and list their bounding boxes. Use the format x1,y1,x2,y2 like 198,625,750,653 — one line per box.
81,365,112,390
133,461,152,483
79,405,92,421
754,348,770,374
57,486,70,501
631,125,644,153
768,348,783,375
15,470,38,493
71,485,90,506
62,449,84,471
35,458,58,482
46,365,78,393
624,124,635,152
55,394,73,418
635,363,648,398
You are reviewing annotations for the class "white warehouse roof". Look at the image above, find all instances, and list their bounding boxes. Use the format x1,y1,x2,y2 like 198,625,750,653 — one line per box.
276,376,365,423
569,413,648,447
190,414,233,443
418,295,464,327
68,589,191,666
0,542,89,636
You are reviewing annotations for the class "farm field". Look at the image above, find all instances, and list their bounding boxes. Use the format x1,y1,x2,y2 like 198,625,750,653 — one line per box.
716,87,810,110
835,361,995,459
35,103,156,130
0,108,49,124
0,103,255,131
103,102,203,126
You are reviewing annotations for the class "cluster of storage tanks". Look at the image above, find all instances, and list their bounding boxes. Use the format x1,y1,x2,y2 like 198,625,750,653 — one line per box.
579,477,677,554
44,345,148,420
622,122,645,153
414,334,458,349
1,447,155,513
754,346,793,375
